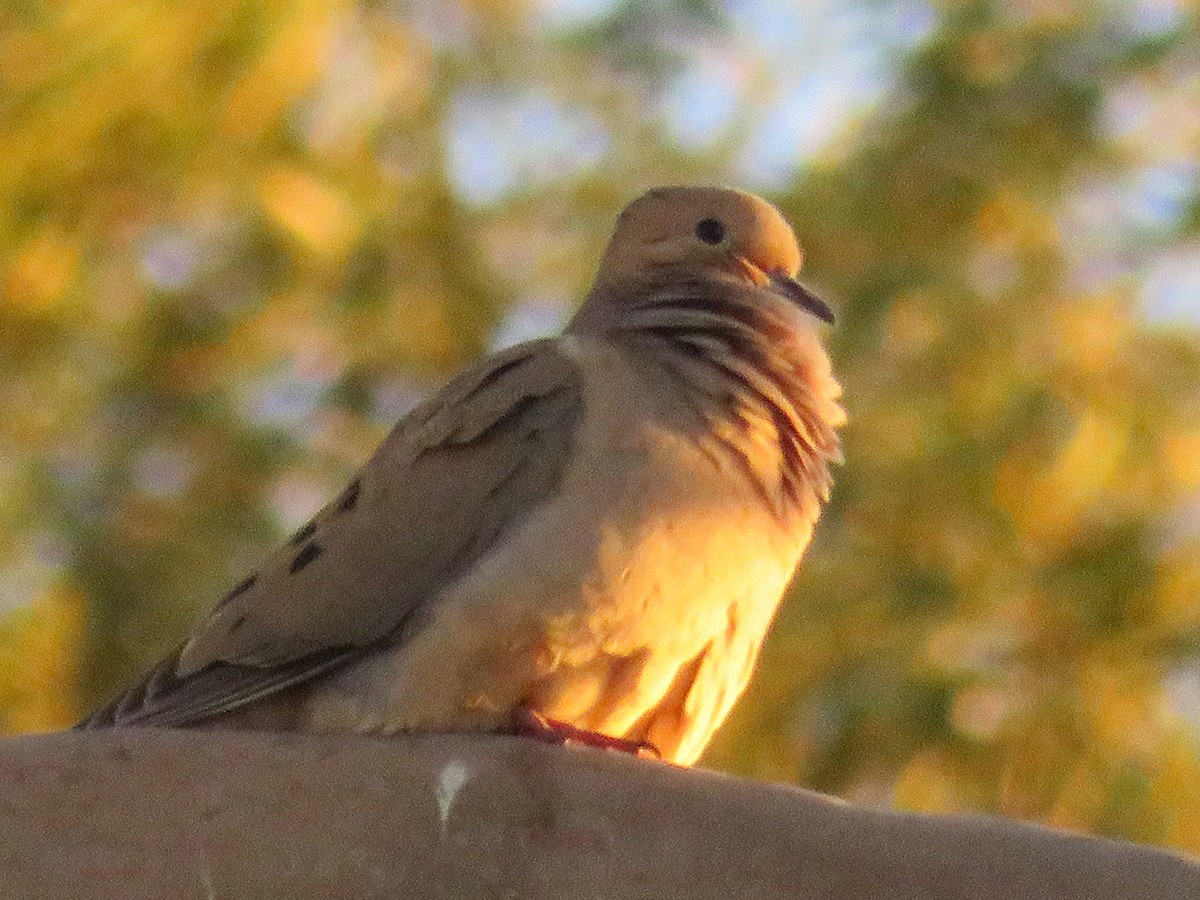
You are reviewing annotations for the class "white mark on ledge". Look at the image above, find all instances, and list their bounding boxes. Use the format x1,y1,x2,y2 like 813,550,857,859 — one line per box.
435,759,472,835
196,842,216,900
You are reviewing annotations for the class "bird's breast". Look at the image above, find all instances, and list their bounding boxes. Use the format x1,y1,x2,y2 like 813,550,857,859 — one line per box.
305,337,818,762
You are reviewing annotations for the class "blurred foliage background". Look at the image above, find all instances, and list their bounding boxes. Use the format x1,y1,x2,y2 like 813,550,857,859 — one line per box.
2,0,1200,853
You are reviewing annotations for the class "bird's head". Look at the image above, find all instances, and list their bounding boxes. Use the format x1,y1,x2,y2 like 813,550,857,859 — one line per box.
588,186,835,325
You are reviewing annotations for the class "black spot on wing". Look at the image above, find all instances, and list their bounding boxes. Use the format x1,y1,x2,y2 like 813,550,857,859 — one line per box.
216,574,257,610
289,520,318,546
289,543,323,574
338,479,361,512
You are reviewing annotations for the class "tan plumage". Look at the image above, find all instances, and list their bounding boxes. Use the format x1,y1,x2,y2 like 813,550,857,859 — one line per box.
80,186,844,765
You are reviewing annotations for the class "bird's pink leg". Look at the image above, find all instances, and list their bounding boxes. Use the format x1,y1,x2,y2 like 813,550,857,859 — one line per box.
510,706,660,759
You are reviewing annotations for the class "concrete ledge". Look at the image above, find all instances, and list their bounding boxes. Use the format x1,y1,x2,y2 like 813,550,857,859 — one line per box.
0,730,1196,898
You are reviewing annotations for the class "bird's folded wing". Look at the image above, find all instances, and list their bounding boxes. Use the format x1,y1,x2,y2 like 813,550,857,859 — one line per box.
80,338,584,727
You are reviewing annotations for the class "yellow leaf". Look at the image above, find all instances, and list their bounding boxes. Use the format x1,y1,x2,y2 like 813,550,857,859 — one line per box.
258,167,359,256
2,228,78,314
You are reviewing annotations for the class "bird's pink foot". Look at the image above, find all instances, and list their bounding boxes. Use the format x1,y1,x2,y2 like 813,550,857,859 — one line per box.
510,707,660,759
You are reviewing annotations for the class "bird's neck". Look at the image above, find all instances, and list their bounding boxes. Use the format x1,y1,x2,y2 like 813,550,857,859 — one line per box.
568,277,844,521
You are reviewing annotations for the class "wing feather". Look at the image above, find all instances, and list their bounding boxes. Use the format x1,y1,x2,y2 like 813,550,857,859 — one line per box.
79,338,583,728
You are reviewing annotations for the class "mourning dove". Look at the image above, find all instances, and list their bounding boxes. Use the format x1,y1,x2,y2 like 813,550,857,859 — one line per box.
79,186,844,766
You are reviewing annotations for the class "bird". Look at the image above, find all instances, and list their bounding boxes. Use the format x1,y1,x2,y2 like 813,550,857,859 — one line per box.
78,186,845,766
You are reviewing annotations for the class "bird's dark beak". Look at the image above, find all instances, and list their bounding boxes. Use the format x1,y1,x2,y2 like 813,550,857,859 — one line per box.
768,270,836,325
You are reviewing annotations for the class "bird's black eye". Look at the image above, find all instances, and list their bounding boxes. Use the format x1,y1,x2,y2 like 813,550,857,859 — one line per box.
695,218,726,245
